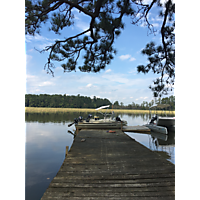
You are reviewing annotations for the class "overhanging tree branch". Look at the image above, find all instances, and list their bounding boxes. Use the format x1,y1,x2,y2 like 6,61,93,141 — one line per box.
60,0,94,17
37,28,91,74
161,0,172,60
25,0,175,97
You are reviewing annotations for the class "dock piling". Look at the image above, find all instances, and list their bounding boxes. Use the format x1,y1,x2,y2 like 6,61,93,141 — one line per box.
65,146,69,157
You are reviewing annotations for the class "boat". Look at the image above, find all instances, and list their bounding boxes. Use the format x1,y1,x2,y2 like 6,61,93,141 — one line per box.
75,118,127,129
157,116,175,132
144,104,175,134
68,105,127,129
145,123,168,134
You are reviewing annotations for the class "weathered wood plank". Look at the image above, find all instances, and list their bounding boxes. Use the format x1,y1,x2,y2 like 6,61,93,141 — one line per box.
45,186,175,193
51,177,175,184
49,181,175,188
54,172,175,179
41,129,175,200
122,125,150,133
41,196,175,200
42,190,175,197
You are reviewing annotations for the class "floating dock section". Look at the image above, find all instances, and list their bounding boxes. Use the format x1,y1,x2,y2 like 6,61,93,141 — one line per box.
41,129,174,200
122,125,150,133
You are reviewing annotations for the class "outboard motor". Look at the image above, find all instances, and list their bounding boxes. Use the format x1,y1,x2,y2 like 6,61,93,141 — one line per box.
78,116,83,122
116,116,121,122
88,114,92,119
86,114,92,122
68,118,79,127
74,118,79,124
150,114,158,124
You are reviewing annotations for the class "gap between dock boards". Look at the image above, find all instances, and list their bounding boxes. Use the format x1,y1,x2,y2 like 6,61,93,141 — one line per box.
41,129,174,200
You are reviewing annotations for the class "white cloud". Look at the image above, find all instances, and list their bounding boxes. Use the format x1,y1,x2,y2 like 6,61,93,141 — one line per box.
26,73,56,93
152,23,160,27
135,97,149,101
86,83,92,88
128,69,137,74
101,73,129,85
26,74,36,81
129,57,136,61
119,54,136,62
142,0,152,3
26,69,155,105
119,54,131,60
26,34,51,43
73,9,90,35
38,81,54,87
105,69,112,73
26,54,32,64
25,34,56,50
76,21,89,32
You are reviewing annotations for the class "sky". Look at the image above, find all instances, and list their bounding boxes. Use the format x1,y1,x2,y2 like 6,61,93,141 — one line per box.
25,0,175,105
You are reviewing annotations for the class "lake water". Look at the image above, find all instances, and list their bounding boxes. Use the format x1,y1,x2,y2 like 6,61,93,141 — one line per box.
25,112,175,200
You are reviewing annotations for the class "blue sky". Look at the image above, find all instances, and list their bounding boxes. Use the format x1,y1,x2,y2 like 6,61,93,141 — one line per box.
25,0,174,105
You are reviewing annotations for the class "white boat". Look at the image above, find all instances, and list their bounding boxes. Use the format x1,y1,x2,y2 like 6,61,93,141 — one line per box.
145,123,168,134
69,105,127,129
144,104,175,134
157,116,175,132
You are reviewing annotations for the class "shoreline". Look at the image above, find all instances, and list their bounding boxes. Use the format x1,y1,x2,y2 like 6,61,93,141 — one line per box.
25,107,175,115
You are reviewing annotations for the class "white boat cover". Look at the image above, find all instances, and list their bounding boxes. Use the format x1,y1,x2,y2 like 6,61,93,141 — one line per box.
95,105,110,110
150,104,171,109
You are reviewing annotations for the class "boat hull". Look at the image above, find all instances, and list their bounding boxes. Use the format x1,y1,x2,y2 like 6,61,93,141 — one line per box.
156,117,175,133
75,120,127,129
157,117,175,127
145,124,168,134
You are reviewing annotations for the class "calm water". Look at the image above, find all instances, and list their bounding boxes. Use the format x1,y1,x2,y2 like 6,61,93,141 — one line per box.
25,112,175,200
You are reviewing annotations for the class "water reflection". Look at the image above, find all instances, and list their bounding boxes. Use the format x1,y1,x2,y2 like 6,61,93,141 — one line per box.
25,112,175,200
25,122,74,200
149,130,175,162
126,130,175,164
25,112,85,123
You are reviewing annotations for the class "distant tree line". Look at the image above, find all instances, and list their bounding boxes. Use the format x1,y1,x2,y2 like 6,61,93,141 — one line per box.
25,94,111,109
25,94,175,110
114,95,175,111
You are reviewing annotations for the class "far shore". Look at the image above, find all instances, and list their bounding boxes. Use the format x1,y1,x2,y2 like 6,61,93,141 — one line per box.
25,107,175,115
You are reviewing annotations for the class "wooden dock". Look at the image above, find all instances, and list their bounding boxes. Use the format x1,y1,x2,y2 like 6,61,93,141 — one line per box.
41,129,175,200
122,125,150,133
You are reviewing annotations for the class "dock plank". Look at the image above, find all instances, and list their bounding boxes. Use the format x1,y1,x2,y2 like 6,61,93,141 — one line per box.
122,125,150,133
41,129,174,200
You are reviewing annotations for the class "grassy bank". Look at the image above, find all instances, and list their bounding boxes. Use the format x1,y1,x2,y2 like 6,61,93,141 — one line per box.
25,107,175,115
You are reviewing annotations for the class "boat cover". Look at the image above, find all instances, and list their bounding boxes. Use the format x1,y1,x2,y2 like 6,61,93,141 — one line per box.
95,105,110,110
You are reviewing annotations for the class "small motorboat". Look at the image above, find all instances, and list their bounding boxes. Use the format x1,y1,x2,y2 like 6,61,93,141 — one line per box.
145,123,168,135
68,105,127,129
144,104,175,134
157,116,175,132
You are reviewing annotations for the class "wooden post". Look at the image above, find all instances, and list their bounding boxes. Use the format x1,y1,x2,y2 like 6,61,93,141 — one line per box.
65,146,69,157
76,127,79,135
